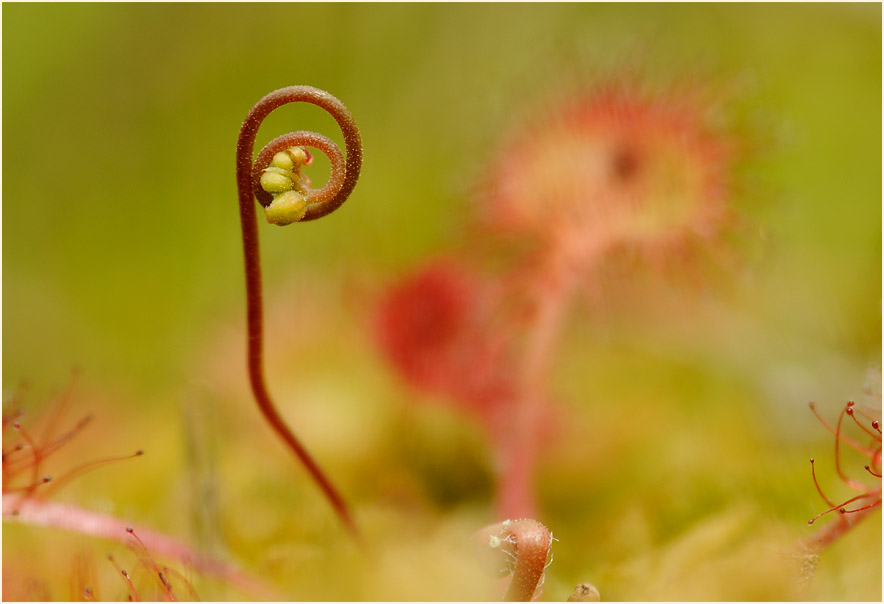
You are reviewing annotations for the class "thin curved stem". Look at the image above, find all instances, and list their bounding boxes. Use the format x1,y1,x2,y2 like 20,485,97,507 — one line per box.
235,86,362,536
252,131,346,208
804,502,881,550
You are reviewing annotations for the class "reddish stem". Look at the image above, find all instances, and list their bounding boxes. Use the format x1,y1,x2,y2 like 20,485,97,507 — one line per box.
805,503,880,550
126,526,175,601
476,518,554,601
37,370,81,449
235,86,362,536
40,450,143,498
498,235,610,519
498,283,568,518
807,491,878,524
809,402,871,457
3,415,92,480
11,422,43,501
160,566,199,602
485,518,553,602
108,555,141,602
809,458,836,508
3,495,279,600
847,405,881,440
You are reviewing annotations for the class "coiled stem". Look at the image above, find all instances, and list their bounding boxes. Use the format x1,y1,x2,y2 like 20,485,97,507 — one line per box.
235,86,362,536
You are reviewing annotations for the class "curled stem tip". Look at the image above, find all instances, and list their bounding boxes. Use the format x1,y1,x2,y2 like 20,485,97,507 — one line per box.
477,518,553,602
235,86,362,536
237,85,362,223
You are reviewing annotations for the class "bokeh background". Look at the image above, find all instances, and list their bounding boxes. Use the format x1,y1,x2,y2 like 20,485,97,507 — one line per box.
3,3,881,601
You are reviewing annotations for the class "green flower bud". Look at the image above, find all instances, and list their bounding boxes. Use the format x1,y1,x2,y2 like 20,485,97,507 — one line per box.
265,191,307,226
260,170,293,193
287,147,309,165
263,166,290,177
270,151,294,171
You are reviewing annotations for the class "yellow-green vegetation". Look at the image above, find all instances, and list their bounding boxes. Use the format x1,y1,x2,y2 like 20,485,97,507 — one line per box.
3,3,880,601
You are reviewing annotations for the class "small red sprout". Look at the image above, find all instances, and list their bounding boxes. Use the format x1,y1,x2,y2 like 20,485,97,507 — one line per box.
375,79,747,521
475,518,554,602
806,400,882,548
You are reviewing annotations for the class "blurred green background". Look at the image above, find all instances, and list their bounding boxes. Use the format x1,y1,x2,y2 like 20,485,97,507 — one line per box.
3,3,881,601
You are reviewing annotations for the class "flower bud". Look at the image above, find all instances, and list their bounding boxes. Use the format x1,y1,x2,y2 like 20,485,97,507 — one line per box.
263,166,291,177
270,151,294,171
287,147,309,166
260,170,293,193
265,191,307,226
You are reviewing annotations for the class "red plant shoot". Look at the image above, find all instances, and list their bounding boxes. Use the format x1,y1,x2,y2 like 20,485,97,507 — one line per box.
475,518,554,601
806,400,882,549
374,78,742,520
480,80,739,519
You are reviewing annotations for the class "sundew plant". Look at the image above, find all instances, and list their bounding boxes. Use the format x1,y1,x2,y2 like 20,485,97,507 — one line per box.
3,3,881,601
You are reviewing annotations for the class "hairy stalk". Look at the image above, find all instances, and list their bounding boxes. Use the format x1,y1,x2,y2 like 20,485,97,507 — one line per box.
107,555,141,602
499,281,569,518
235,86,362,536
3,494,280,600
805,504,881,550
477,518,553,601
805,400,882,548
125,527,175,600
498,235,610,519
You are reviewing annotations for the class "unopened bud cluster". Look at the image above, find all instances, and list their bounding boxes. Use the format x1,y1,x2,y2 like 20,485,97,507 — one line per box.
260,147,312,226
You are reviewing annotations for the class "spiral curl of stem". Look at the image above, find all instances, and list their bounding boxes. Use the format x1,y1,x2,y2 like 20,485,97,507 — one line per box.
235,86,362,536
